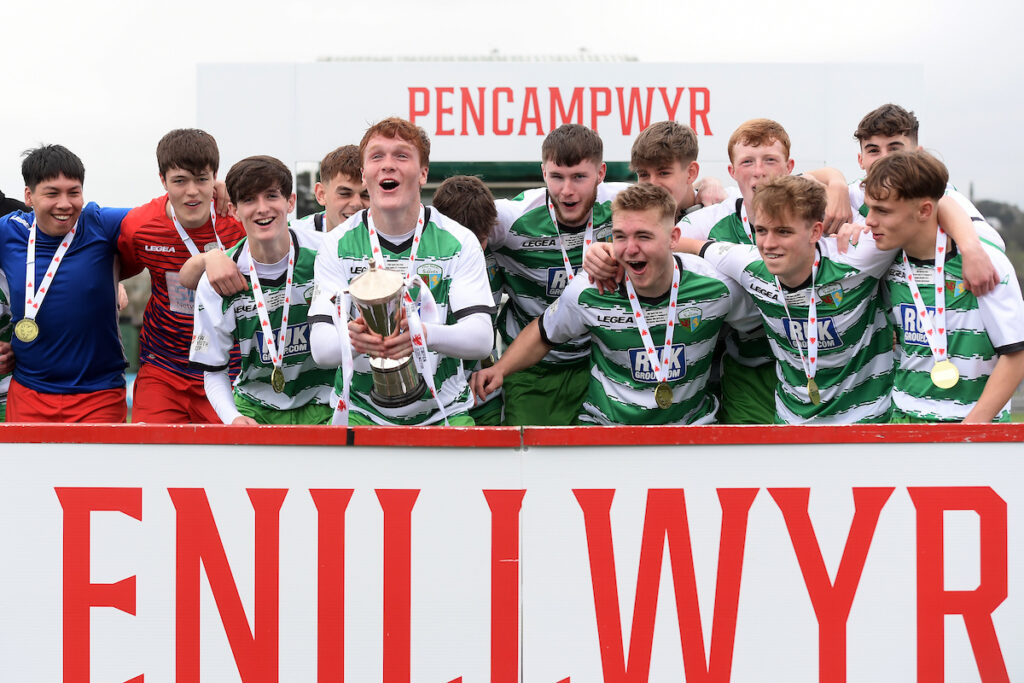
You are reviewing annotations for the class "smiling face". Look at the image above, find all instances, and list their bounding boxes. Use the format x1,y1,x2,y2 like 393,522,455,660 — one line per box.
728,139,794,208
635,159,699,216
24,173,84,237
753,210,822,287
612,207,679,297
542,158,606,227
361,134,428,216
161,165,215,229
315,172,369,230
858,134,917,172
231,185,295,256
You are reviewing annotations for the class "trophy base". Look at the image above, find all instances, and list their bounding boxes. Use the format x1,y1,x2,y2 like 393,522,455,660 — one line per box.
369,356,428,408
371,379,428,409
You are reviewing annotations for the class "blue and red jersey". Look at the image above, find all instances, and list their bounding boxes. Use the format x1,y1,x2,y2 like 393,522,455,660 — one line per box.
119,196,245,382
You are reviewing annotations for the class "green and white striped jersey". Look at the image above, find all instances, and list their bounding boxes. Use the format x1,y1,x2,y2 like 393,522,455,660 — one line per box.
0,268,10,407
190,229,335,411
312,208,495,425
540,254,758,425
702,237,896,424
884,239,1024,421
492,183,629,364
680,192,772,368
850,180,1005,250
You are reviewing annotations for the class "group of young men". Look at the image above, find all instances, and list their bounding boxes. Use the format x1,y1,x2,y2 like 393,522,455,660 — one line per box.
1,103,1021,426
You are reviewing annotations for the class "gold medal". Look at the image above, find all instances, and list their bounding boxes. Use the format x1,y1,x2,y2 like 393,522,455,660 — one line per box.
14,318,39,343
930,359,960,389
807,378,821,405
654,381,673,409
271,366,286,393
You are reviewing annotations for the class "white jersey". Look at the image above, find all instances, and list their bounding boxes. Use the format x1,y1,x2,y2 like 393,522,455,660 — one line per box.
541,254,758,425
491,183,630,364
702,236,897,424
885,239,1024,421
292,212,329,233
311,207,495,425
190,229,334,412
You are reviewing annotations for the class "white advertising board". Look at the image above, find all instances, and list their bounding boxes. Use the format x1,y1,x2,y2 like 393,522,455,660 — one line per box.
0,424,1019,682
196,62,923,184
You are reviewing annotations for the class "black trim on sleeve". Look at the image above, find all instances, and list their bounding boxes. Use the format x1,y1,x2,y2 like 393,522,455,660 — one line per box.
971,216,985,222
189,361,229,372
537,311,553,347
698,239,717,258
308,314,335,326
452,304,497,320
995,341,1024,356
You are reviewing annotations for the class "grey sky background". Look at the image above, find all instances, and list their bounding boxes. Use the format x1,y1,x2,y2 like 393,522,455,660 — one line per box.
2,0,1021,208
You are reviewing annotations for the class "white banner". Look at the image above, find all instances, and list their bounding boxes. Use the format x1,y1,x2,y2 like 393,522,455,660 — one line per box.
0,426,1019,682
197,62,923,184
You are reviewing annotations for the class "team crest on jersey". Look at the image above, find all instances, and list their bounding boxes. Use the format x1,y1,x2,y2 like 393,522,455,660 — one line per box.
781,317,843,350
203,242,219,252
678,307,702,331
628,343,686,383
417,263,443,290
898,303,937,347
303,285,315,304
255,322,311,363
546,266,580,297
487,262,498,285
818,283,844,307
945,277,966,299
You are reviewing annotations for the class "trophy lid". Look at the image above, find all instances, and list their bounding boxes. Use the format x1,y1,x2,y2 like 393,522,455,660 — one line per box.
349,267,404,305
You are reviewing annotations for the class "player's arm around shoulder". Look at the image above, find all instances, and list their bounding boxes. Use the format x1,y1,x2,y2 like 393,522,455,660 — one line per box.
684,253,758,331
822,231,897,279
470,275,589,404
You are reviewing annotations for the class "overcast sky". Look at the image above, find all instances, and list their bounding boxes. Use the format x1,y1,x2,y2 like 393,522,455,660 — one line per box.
2,0,1021,208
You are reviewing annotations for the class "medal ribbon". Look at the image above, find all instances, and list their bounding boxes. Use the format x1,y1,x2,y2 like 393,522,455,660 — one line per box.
902,227,949,363
366,205,448,423
331,289,356,426
775,254,820,388
247,236,296,382
23,218,78,324
546,194,594,283
169,199,223,256
622,260,681,387
737,199,754,243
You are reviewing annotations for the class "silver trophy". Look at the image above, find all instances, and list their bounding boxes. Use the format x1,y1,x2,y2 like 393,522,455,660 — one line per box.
348,267,427,407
